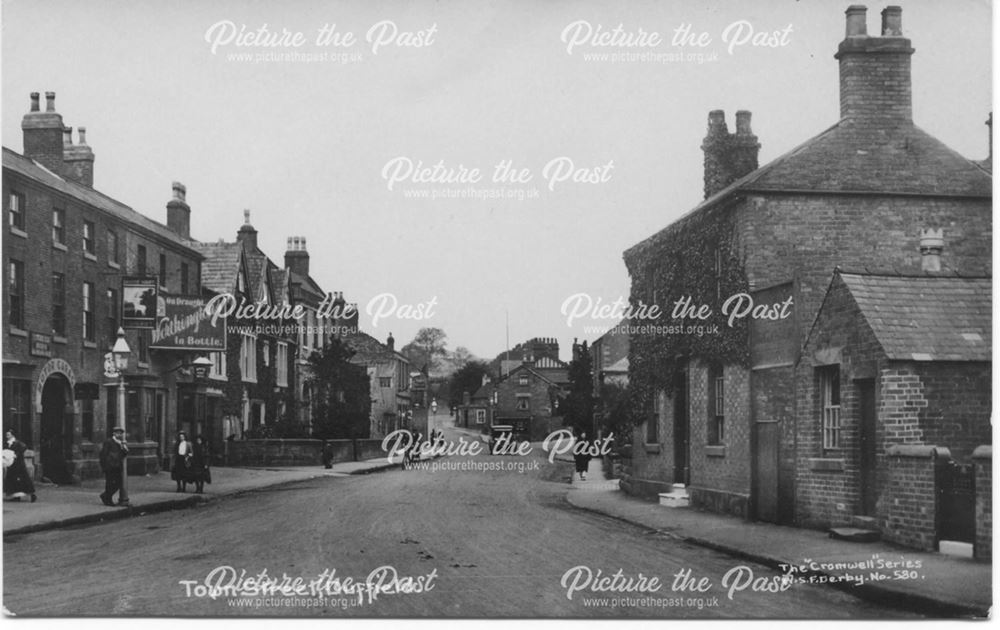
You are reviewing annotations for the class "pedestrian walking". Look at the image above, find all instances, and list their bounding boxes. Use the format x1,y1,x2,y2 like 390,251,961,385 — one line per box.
99,427,128,506
574,430,592,481
321,439,334,469
189,435,211,494
171,431,193,492
3,429,37,503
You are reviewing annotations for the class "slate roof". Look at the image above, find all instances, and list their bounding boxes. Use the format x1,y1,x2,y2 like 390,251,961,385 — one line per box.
840,273,991,362
624,120,993,265
188,241,244,294
2,147,202,256
270,267,289,304
289,269,325,300
604,356,629,374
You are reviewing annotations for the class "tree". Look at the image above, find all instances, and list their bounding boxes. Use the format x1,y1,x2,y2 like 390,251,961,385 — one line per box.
446,346,476,373
306,337,372,439
597,381,632,451
448,359,491,409
561,340,594,435
400,327,449,374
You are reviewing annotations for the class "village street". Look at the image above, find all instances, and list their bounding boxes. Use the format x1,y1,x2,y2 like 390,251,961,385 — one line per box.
3,427,915,619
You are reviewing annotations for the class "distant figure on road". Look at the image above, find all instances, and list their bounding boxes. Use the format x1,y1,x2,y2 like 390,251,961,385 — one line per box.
574,430,592,481
4,429,37,503
189,435,211,494
172,431,192,492
321,440,334,469
99,427,128,506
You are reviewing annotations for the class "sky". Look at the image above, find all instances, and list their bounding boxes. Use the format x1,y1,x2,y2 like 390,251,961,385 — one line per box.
2,0,992,361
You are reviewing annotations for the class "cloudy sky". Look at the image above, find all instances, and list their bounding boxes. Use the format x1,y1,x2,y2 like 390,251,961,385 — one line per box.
2,0,991,360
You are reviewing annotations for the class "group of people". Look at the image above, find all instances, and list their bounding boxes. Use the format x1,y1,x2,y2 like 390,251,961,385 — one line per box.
4,427,212,506
170,431,211,494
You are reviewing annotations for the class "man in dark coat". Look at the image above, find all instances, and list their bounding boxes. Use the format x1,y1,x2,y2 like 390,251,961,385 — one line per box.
4,429,37,502
99,427,128,506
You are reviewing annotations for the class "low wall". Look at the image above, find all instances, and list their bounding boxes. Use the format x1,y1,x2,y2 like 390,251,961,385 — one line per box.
973,445,992,560
882,445,945,551
224,439,385,467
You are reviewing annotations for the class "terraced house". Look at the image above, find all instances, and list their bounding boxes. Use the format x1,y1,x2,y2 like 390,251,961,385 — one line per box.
3,92,206,481
621,6,991,552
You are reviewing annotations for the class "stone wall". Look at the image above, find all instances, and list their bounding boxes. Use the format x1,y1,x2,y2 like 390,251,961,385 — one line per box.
973,445,992,560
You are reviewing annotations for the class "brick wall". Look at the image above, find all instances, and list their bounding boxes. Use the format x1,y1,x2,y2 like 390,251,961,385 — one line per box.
973,446,991,560
795,275,883,527
737,195,992,337
882,445,941,551
912,363,991,464
624,389,674,499
688,360,751,517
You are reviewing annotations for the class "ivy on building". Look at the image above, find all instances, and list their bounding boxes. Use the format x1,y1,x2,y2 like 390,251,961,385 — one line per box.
625,202,750,425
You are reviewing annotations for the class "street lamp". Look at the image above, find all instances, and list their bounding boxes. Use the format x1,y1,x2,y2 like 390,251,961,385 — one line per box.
192,355,213,379
111,327,131,505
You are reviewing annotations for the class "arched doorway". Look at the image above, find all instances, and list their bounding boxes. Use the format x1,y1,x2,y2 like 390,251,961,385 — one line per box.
40,374,73,484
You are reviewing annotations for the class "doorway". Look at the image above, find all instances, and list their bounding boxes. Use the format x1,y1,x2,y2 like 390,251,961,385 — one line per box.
40,375,72,484
857,379,877,516
672,367,689,485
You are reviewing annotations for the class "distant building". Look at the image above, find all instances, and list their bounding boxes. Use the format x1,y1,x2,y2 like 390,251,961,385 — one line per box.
343,331,411,438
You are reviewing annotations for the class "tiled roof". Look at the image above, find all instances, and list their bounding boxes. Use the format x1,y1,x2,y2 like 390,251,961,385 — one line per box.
625,120,992,264
840,273,991,361
289,269,325,300
2,147,201,256
270,267,289,304
343,331,395,364
188,241,243,294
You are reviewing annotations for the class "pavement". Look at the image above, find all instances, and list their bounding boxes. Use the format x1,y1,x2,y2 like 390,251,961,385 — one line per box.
2,454,404,536
566,457,992,619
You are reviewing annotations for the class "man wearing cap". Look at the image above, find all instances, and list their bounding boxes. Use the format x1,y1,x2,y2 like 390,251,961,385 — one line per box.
99,427,128,506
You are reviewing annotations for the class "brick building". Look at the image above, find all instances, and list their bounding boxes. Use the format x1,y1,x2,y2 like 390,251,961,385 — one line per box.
797,271,990,550
3,92,206,482
621,5,991,534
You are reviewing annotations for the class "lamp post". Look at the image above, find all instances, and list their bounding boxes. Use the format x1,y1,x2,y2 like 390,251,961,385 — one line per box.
111,327,131,505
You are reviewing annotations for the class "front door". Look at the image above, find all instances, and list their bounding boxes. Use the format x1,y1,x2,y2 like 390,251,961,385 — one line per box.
672,368,689,485
857,379,877,516
40,376,71,484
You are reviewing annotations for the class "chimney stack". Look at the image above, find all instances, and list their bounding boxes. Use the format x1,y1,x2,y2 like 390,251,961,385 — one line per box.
835,5,914,123
237,209,258,251
22,92,65,175
284,236,310,278
387,332,395,352
701,109,761,199
919,228,944,272
63,126,95,187
166,182,191,239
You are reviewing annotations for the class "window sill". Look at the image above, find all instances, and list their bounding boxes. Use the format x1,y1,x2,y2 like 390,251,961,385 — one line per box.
108,261,121,270
84,252,97,262
644,443,661,454
9,226,27,239
242,378,258,384
53,242,68,252
83,341,97,349
705,445,726,457
808,457,845,472
9,327,28,337
137,361,150,369
53,336,68,344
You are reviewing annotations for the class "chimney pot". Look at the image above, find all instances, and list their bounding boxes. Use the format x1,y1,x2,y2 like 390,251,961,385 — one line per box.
45,91,56,112
244,209,251,225
29,92,40,112
77,126,88,145
172,181,186,201
735,110,753,135
881,6,902,36
845,5,868,37
63,126,73,147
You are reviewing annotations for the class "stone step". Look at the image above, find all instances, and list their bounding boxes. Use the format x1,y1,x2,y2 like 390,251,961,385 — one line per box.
658,492,690,508
851,515,878,529
939,540,973,558
828,527,881,543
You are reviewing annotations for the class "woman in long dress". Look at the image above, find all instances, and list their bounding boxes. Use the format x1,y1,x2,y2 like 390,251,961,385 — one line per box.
4,429,37,502
189,435,211,494
171,431,192,492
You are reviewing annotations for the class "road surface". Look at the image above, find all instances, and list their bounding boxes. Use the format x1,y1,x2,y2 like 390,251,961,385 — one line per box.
3,429,917,618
